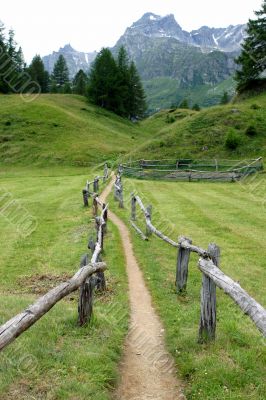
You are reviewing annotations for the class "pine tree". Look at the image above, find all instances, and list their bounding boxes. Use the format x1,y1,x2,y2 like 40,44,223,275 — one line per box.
116,46,130,116
88,47,146,118
0,24,26,93
127,61,146,119
88,48,120,112
179,99,189,109
51,55,70,93
235,0,266,92
73,69,88,96
220,91,230,105
28,55,49,93
0,21,9,93
192,103,201,111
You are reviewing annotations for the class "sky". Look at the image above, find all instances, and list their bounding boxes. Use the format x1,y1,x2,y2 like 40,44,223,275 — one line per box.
1,0,263,63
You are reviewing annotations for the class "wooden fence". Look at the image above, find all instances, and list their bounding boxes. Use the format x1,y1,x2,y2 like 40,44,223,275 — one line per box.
121,179,266,342
0,165,110,352
82,162,109,207
121,157,263,182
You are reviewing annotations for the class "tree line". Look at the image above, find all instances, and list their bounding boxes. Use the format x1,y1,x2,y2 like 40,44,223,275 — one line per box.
0,0,265,113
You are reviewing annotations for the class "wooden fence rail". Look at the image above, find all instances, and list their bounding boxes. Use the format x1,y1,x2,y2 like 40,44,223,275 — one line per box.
128,190,266,340
0,164,111,352
82,163,109,207
0,261,106,351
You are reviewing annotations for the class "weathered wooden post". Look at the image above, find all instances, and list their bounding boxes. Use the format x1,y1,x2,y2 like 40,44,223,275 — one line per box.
78,254,94,326
102,203,108,234
88,237,106,292
176,237,192,293
145,205,152,237
104,162,108,180
198,243,220,343
92,195,98,216
118,183,124,208
93,177,99,193
131,193,136,221
118,164,123,175
82,189,89,207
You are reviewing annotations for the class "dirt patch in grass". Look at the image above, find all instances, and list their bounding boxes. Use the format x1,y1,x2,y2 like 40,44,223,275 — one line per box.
17,273,73,295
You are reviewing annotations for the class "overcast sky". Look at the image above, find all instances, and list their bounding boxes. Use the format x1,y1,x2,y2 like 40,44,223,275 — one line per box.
1,0,263,63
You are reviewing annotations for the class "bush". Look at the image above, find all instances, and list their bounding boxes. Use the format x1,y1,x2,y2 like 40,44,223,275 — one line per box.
245,125,257,136
225,129,242,150
250,103,260,110
166,114,175,123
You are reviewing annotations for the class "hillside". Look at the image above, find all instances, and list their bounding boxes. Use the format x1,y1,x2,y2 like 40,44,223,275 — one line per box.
133,92,266,161
0,95,152,167
1,93,265,168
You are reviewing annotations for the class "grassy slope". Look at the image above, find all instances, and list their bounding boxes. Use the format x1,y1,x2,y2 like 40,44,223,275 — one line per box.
0,169,129,399
0,94,152,167
135,92,266,161
143,77,236,113
109,177,266,400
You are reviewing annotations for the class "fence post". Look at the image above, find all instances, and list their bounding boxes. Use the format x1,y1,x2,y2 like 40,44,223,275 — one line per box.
103,163,108,182
82,189,89,207
102,203,108,234
198,243,220,343
131,193,136,221
88,237,106,291
118,184,124,208
118,164,123,175
176,237,192,293
145,205,152,237
92,195,98,217
78,254,94,326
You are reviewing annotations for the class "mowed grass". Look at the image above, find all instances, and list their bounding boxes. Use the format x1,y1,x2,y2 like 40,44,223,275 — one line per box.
109,175,266,400
0,167,129,399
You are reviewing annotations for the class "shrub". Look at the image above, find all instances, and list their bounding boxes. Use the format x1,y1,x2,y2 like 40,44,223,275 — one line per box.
250,103,260,110
166,114,175,123
245,125,257,136
225,129,242,150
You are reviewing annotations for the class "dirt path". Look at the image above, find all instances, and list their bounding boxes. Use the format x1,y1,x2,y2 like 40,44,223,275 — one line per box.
100,178,185,400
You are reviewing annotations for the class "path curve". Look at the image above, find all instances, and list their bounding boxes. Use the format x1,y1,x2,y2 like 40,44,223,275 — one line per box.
100,178,185,400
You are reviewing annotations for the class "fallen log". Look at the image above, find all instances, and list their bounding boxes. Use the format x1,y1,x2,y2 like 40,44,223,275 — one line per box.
0,261,107,351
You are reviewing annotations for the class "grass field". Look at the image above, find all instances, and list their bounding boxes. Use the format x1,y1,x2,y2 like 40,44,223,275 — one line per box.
0,94,152,167
109,175,266,400
136,92,266,161
0,166,129,399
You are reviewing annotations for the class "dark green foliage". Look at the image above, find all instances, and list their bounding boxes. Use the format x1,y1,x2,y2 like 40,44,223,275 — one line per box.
87,47,146,118
166,114,176,123
28,55,49,93
192,103,201,111
88,48,120,112
220,91,230,105
250,103,261,110
73,69,88,96
51,55,70,93
127,61,147,119
235,1,266,92
179,99,189,109
245,125,257,136
0,23,27,94
225,129,242,150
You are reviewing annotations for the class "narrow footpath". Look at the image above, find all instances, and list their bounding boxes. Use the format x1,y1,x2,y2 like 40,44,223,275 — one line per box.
100,178,185,400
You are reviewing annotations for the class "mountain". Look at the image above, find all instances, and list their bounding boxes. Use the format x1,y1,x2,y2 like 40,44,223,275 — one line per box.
112,13,246,111
41,13,246,111
42,44,97,78
119,13,246,53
